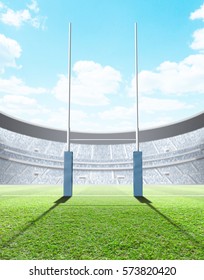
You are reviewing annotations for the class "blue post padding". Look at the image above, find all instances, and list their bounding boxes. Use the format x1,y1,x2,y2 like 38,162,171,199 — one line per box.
63,151,73,197
133,151,143,197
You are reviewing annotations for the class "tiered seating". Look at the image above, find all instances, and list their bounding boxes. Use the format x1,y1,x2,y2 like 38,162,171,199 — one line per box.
0,126,203,185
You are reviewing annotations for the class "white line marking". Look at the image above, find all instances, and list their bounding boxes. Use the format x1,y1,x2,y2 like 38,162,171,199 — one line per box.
148,195,204,197
75,195,204,197
1,195,59,197
74,195,132,197
1,194,204,197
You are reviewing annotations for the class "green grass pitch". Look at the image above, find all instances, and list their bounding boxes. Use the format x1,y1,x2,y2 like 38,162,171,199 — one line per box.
0,185,204,260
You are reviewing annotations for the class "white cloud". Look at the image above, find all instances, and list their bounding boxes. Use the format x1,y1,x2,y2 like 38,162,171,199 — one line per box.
190,3,204,21
2,95,37,105
189,4,204,52
30,107,105,131
99,98,189,120
1,8,31,27
99,106,135,121
0,34,22,73
0,94,48,119
97,96,190,131
27,0,39,13
140,117,174,129
190,28,204,51
39,107,89,130
128,53,204,96
127,4,204,98
0,76,47,95
97,106,136,131
139,97,191,113
53,61,122,106
0,2,5,9
28,107,104,131
0,1,46,29
29,107,67,129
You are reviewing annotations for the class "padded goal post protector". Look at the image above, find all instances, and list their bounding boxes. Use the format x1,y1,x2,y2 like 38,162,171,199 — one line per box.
133,151,143,197
63,151,73,197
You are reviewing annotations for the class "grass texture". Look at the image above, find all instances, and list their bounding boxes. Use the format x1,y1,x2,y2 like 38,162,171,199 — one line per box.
0,185,204,260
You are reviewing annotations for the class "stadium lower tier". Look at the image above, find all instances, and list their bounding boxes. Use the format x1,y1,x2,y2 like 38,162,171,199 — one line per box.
0,158,204,184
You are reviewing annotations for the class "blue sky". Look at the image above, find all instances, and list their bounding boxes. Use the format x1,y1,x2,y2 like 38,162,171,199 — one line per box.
0,0,204,132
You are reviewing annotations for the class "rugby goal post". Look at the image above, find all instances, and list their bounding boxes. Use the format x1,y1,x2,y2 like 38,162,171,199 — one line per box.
63,22,73,197
133,23,143,197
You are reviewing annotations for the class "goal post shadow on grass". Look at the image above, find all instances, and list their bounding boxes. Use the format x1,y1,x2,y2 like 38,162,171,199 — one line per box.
1,197,71,249
63,23,143,198
135,196,204,248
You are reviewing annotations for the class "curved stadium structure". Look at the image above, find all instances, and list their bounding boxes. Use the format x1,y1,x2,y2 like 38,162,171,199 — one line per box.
0,111,204,185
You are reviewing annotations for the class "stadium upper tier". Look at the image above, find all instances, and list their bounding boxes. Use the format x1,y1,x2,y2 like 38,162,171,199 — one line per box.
0,112,204,185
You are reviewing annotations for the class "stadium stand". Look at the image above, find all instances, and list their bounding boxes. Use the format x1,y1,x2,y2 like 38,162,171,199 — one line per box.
0,111,204,185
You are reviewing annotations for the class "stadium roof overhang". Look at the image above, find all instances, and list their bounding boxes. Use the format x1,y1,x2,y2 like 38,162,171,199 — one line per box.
0,111,204,144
